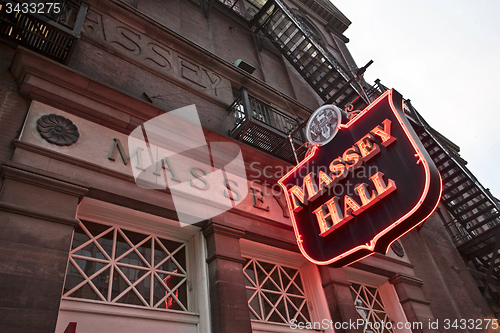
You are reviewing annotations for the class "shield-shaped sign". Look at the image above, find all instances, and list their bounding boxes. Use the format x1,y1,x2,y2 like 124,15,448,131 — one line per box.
278,89,442,267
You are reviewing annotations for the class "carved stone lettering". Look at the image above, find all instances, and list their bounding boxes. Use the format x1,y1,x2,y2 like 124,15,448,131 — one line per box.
83,11,106,41
180,58,206,88
146,43,173,70
82,10,232,104
113,27,141,54
203,69,222,97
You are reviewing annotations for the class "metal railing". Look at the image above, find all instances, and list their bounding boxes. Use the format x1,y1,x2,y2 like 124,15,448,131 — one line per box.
229,88,306,163
0,0,88,63
230,90,303,138
365,78,389,102
216,0,267,19
248,95,301,135
41,0,83,29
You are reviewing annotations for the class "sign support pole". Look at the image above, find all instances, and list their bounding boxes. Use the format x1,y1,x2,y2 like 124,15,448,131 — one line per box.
289,134,299,164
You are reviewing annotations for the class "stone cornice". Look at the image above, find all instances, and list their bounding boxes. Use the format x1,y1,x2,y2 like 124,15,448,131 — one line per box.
397,296,431,306
0,201,81,227
202,222,246,239
322,279,352,289
351,253,415,278
389,273,424,287
289,0,350,40
289,0,349,34
372,253,414,268
206,252,247,265
10,47,296,171
1,160,89,199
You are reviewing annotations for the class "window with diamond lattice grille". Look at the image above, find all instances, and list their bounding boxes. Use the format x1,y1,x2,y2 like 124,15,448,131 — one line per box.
243,258,311,324
63,220,188,311
350,283,395,333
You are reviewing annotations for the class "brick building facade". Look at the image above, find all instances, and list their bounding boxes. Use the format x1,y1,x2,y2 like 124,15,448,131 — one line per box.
0,1,498,332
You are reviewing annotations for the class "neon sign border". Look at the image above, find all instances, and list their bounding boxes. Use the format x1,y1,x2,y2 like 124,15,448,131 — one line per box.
278,89,442,266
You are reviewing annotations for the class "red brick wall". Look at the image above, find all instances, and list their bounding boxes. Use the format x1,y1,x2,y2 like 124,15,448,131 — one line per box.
133,0,318,109
401,212,496,332
68,40,234,135
136,0,263,79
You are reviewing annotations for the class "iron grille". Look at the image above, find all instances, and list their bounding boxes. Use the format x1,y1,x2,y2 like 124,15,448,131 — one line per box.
0,0,87,63
229,89,307,164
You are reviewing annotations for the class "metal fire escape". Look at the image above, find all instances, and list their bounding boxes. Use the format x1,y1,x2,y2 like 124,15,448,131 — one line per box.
0,0,88,64
208,0,372,163
210,0,500,314
403,100,500,315
247,0,369,109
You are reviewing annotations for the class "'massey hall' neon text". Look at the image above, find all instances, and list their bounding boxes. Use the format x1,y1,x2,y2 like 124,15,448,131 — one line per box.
287,119,397,237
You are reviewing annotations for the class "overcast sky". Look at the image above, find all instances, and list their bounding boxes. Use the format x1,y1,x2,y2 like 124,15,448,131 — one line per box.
332,0,500,198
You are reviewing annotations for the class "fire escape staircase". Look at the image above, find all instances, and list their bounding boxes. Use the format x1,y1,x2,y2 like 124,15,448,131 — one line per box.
404,101,500,314
211,0,372,163
213,0,500,314
248,0,369,109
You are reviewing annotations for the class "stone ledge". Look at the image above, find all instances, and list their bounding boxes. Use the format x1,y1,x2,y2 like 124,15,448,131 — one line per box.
206,252,247,265
0,201,80,227
202,222,246,239
1,160,89,199
389,273,424,287
322,278,352,289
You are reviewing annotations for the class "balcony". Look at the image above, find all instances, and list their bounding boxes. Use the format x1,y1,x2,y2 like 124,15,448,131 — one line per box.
229,88,307,164
0,0,88,64
206,0,268,20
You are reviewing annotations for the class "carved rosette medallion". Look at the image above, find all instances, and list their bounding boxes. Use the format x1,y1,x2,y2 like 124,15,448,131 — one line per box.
36,114,80,146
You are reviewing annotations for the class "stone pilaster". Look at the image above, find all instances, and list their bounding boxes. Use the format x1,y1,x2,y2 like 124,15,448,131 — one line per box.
203,221,252,333
389,273,438,333
0,161,88,333
319,266,360,333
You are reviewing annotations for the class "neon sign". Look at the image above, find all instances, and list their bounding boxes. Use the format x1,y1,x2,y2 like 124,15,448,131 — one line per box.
278,90,442,267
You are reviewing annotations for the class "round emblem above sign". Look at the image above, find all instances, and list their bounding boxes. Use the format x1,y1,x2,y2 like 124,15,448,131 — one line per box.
305,105,342,146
